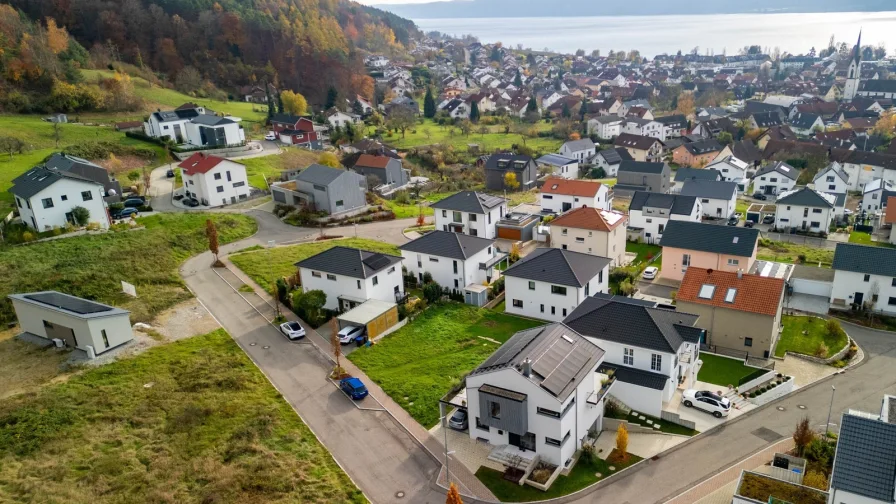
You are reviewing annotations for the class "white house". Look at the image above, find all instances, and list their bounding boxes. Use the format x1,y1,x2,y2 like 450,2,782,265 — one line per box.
861,178,895,213
627,191,702,244
774,186,837,233
549,207,627,266
326,110,362,129
432,191,507,239
295,246,404,312
790,112,825,136
504,248,611,322
463,323,612,467
705,156,750,189
831,243,896,315
680,180,738,220
564,294,705,417
535,154,579,180
539,178,611,213
813,162,851,195
183,115,245,148
8,291,134,356
622,117,665,141
587,116,624,139
10,166,109,231
398,231,502,292
178,153,251,207
143,105,207,143
589,148,632,177
752,162,799,196
559,139,596,163
828,404,896,504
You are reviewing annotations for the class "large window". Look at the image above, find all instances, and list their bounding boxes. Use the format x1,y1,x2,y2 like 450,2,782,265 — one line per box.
512,299,523,308
651,354,662,371
545,436,561,447
551,285,567,295
537,407,561,418
623,348,634,366
81,191,93,201
42,198,54,209
452,211,462,223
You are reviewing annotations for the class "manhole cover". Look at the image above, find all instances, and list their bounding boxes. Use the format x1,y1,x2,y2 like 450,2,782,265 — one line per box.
798,405,807,409
249,342,257,346
395,491,405,499
263,345,270,349
777,406,786,411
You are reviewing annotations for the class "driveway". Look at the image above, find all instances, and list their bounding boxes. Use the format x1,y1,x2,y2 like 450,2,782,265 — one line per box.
638,280,677,299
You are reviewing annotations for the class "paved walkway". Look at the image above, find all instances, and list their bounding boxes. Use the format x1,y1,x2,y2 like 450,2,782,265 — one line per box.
691,462,775,504
593,431,688,461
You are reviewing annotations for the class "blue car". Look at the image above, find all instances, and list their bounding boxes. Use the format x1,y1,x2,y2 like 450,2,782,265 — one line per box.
112,207,138,220
339,377,369,400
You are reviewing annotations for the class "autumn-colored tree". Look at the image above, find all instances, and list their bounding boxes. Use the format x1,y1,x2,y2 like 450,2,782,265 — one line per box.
445,482,463,504
107,153,123,173
330,317,342,371
503,171,520,190
676,93,696,117
44,18,69,54
569,131,581,141
616,422,629,461
872,110,896,139
280,90,308,115
206,219,220,266
318,152,341,168
793,417,815,456
802,471,828,490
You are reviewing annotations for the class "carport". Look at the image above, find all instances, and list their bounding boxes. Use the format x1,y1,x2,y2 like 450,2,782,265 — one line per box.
746,203,776,224
336,299,400,341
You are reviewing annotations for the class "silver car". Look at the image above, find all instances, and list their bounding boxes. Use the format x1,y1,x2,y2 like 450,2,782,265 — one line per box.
448,410,468,431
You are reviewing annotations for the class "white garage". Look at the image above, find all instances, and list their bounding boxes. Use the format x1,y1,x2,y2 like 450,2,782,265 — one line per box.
790,265,834,297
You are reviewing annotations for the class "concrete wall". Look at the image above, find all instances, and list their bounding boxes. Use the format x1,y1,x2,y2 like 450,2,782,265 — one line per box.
696,195,737,220
792,277,833,297
11,298,133,355
747,378,794,406
608,381,663,417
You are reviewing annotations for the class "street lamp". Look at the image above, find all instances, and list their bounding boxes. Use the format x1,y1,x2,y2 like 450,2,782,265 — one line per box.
268,240,280,320
825,385,836,436
439,413,457,487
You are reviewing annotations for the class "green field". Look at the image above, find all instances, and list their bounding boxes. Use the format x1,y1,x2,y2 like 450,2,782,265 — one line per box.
240,149,321,189
229,238,400,288
0,213,257,325
775,315,848,358
0,329,365,504
347,303,542,427
849,231,895,248
757,239,835,267
375,118,563,153
697,353,759,387
626,241,662,270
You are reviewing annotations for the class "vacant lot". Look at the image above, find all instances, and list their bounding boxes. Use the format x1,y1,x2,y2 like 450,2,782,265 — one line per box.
626,241,662,270
697,353,761,387
0,327,71,400
0,329,365,504
375,118,562,153
347,303,542,427
240,149,322,189
0,213,256,326
775,315,848,358
756,239,834,267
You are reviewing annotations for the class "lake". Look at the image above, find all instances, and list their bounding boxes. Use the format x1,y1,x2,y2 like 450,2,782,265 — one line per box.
414,11,896,57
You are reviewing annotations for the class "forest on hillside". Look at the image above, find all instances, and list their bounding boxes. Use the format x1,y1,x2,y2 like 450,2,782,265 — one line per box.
1,0,419,113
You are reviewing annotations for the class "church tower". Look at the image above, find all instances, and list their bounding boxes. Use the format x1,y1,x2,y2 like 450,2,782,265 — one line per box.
844,31,862,101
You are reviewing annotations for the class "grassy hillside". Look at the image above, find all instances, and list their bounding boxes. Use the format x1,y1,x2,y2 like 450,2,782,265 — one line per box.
0,329,366,504
376,118,562,152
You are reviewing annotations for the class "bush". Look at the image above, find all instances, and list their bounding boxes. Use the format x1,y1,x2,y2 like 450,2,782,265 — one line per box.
422,271,433,285
422,281,442,303
490,276,505,295
814,342,829,358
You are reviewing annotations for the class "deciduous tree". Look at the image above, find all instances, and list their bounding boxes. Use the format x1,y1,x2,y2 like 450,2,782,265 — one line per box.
793,417,815,456
616,422,629,461
503,171,520,190
71,206,90,226
317,152,341,168
676,92,695,117
206,219,220,266
280,90,307,115
446,482,464,504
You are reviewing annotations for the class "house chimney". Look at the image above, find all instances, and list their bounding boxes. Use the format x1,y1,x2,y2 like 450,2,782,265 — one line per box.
522,358,532,377
737,269,743,279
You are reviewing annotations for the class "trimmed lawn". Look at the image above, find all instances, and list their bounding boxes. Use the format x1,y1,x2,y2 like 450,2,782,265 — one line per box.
756,239,834,267
240,149,321,189
736,198,750,216
849,231,895,248
623,410,699,436
775,315,848,358
0,329,365,503
384,198,433,218
594,177,617,187
374,118,562,153
697,353,759,387
229,238,400,288
0,213,256,326
626,241,662,270
347,303,542,427
475,449,643,502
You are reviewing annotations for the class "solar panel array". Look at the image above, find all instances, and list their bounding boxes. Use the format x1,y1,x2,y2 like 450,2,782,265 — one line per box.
25,292,113,315
531,335,593,397
362,254,391,271
480,326,543,369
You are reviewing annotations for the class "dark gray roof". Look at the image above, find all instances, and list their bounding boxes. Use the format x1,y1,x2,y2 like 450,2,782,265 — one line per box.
619,161,666,175
730,140,763,163
814,163,849,183
753,112,783,128
191,114,236,126
594,147,632,165
754,161,798,180
484,154,534,172
790,112,821,130
832,243,896,277
615,133,662,151
399,230,493,260
600,363,668,390
270,113,307,124
630,191,699,215
152,108,200,122
563,296,701,353
537,154,577,166
830,412,896,501
295,246,402,279
470,323,605,400
295,164,353,186
8,291,130,319
503,248,611,287
680,180,738,200
44,153,102,172
776,187,834,208
675,167,722,183
431,191,506,214
682,139,723,155
9,166,101,199
659,221,759,257
859,79,896,94
655,114,687,127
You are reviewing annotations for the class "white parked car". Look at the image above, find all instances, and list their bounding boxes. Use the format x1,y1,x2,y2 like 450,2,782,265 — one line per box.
642,266,658,280
279,320,306,340
264,132,276,141
682,389,730,418
337,325,366,344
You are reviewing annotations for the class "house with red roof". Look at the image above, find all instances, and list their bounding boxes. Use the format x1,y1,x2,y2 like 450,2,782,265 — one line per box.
178,153,250,207
539,177,611,213
270,114,324,149
549,206,628,266
350,153,408,189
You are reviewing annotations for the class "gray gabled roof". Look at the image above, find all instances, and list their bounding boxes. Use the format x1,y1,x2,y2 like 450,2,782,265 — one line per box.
776,187,835,208
431,191,505,214
191,114,236,126
398,230,493,260
832,243,896,277
9,166,102,199
536,154,577,166
594,147,632,165
295,246,402,279
659,221,759,257
561,138,595,152
814,163,849,183
754,161,799,180
619,160,666,174
790,112,821,130
675,167,722,183
295,164,353,186
630,191,699,215
502,248,611,287
563,296,701,353
680,180,738,200
830,412,896,501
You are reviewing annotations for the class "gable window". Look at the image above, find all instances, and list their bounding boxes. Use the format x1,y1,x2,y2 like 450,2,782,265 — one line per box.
826,176,835,182
326,274,336,281
528,281,535,290
41,198,54,209
651,354,662,371
623,348,634,366
512,299,523,308
551,285,567,295
864,274,870,282
562,228,568,236
214,173,222,180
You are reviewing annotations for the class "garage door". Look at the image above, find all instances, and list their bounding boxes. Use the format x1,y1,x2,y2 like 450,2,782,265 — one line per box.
497,227,521,240
791,278,832,297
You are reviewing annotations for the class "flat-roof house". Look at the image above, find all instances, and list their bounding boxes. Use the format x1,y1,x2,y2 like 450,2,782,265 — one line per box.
549,207,627,266
627,192,702,244
295,246,404,312
680,180,738,220
614,161,671,197
432,191,507,239
536,154,579,180
399,230,503,293
484,154,537,191
539,178,611,213
659,221,760,281
830,243,896,315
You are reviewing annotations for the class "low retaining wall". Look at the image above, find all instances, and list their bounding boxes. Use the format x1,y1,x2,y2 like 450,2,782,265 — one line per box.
172,143,255,160
526,462,562,492
783,337,852,365
483,291,505,310
747,377,794,406
602,417,660,434
660,410,697,431
736,370,778,394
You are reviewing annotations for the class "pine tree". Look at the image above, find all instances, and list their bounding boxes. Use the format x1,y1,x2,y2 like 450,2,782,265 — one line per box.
579,97,587,121
325,86,338,110
266,85,274,120
423,87,436,118
561,101,571,119
514,69,522,87
526,96,538,113
469,100,480,123
276,92,284,114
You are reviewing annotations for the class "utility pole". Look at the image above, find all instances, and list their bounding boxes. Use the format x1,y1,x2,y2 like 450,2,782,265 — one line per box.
268,240,280,320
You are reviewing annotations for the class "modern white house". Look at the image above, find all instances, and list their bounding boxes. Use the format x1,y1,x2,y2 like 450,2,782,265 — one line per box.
679,180,738,220
432,191,507,239
704,155,750,190
178,153,251,207
774,186,837,234
558,139,596,163
622,117,665,141
535,154,580,180
752,162,799,196
627,192,702,244
463,323,613,467
143,104,207,143
503,248,611,322
813,162,851,195
830,243,896,314
587,116,624,139
564,294,705,417
398,231,503,292
549,207,627,266
295,246,405,312
539,178,611,213
182,115,245,148
10,166,110,231
860,178,896,213
8,291,134,357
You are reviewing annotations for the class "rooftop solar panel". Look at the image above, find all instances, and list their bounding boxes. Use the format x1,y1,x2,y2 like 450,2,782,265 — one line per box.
24,292,114,315
362,254,391,271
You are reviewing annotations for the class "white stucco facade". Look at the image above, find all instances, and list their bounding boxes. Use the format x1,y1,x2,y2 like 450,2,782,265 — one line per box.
401,245,497,292
181,159,251,207
775,203,835,233
831,269,896,315
539,187,610,213
14,178,109,231
299,264,403,311
504,271,608,322
10,296,133,355
627,202,702,244
695,194,737,219
435,205,506,239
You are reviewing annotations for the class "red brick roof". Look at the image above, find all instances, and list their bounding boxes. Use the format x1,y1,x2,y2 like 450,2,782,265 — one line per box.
178,153,226,175
677,267,785,317
540,177,604,197
550,206,626,232
354,154,391,169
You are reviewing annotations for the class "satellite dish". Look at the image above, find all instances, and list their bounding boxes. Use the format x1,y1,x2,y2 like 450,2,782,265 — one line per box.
108,188,117,196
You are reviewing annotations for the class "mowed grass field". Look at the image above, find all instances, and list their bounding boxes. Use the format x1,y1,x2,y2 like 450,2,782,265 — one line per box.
348,303,542,427
240,149,322,189
375,118,563,153
0,329,366,504
0,213,257,326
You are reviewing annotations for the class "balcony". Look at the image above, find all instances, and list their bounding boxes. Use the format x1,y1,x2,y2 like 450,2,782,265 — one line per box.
587,367,617,405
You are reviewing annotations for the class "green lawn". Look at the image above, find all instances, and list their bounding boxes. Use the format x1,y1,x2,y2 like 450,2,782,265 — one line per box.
475,449,643,502
594,178,617,187
697,353,760,387
0,213,257,326
849,231,895,248
229,238,400,288
239,149,321,189
757,239,834,267
626,241,662,270
384,198,433,218
622,410,699,436
347,303,542,427
0,329,365,503
775,315,848,358
375,118,562,153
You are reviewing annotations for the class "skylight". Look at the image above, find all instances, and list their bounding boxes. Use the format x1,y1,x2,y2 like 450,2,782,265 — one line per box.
560,334,574,344
698,284,716,299
724,288,737,303
551,184,559,190
732,236,739,244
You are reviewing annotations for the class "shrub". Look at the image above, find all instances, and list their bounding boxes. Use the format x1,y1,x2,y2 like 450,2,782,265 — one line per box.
71,206,91,226
805,438,835,467
422,281,442,303
580,443,597,464
814,342,829,358
490,276,505,295
422,271,433,284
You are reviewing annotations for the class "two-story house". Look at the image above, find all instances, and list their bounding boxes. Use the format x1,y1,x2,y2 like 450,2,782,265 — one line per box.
774,186,837,234
614,161,672,197
10,166,109,231
178,153,250,207
614,133,664,163
295,246,404,312
790,112,825,136
623,117,665,141
539,178,611,213
183,115,245,148
432,191,507,239
813,162,851,195
628,192,702,244
752,162,799,196
535,154,579,180
704,155,750,190
587,116,624,139
680,180,738,220
44,153,122,204
655,115,688,140
559,139,596,163
828,398,896,504
399,230,502,292
589,147,632,177
830,243,896,314
484,154,538,191
659,221,759,281
143,104,206,143
861,179,896,213
672,167,722,194
270,114,323,149
549,207,627,266
564,294,705,417
672,139,724,168
504,248,611,322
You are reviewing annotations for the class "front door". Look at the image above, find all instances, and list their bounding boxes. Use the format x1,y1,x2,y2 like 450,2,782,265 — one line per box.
854,292,864,308
509,432,536,452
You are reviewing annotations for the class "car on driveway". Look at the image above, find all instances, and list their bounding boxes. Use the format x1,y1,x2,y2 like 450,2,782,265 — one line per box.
338,325,366,344
744,220,754,228
112,207,138,220
642,266,658,280
752,192,768,201
448,409,468,431
682,389,730,418
279,320,306,340
339,377,369,400
183,198,200,207
166,169,175,178
727,216,739,226
762,215,775,224
264,132,276,141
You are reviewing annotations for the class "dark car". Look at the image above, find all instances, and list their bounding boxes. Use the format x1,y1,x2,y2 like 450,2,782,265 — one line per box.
762,215,775,224
339,377,368,400
123,198,145,208
166,169,175,178
726,216,739,226
752,192,768,201
744,220,754,228
183,198,200,208
112,207,138,220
